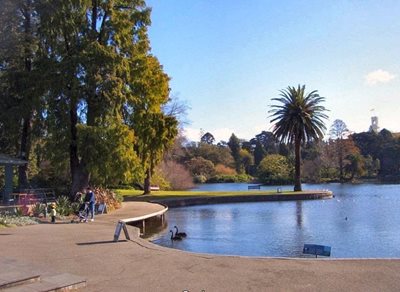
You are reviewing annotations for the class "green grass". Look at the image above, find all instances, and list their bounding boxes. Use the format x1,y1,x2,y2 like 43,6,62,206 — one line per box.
116,189,312,201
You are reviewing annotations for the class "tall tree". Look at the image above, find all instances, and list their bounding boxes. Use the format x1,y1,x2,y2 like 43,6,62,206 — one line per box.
239,149,253,174
228,133,241,173
200,132,215,145
352,129,399,179
251,131,279,154
352,131,379,158
127,55,178,194
37,1,153,195
329,119,350,181
269,85,328,191
1,0,179,194
344,153,365,180
0,0,41,188
253,141,266,166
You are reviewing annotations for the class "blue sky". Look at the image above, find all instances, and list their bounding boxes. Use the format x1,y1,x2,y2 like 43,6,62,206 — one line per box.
146,0,400,142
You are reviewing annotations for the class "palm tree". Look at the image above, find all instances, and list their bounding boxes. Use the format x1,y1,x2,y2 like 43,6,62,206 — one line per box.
269,85,328,191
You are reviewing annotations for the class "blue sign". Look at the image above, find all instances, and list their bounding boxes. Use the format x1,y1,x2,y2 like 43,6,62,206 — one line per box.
303,244,331,257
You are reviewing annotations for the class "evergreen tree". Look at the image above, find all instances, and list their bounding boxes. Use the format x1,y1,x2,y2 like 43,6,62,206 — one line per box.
0,0,178,195
0,0,42,188
253,141,266,166
200,132,215,145
228,133,241,173
37,1,166,195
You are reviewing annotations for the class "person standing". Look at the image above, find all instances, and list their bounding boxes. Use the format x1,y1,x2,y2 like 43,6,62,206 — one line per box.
49,203,57,223
84,187,96,222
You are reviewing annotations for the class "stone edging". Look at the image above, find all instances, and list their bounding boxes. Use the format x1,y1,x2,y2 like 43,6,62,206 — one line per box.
119,202,168,223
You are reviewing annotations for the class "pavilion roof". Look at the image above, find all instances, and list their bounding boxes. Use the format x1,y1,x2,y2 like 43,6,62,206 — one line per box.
0,154,28,165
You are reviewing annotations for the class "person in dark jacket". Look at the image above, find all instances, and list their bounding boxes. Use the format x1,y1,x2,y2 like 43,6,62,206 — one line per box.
84,187,96,222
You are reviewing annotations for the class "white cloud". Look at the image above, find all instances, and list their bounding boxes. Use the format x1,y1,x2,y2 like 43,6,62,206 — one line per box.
182,127,201,142
212,128,235,142
365,69,396,86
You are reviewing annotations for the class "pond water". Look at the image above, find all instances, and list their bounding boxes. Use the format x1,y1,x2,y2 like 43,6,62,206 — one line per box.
151,183,400,258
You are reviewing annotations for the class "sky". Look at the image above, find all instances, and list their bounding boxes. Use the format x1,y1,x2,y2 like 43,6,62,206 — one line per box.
146,0,400,142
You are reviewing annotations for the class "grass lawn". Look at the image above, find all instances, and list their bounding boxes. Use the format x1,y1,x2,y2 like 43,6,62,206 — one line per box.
116,189,317,201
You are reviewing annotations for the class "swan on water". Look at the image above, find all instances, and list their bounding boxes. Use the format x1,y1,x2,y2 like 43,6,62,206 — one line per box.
170,230,182,241
174,226,187,237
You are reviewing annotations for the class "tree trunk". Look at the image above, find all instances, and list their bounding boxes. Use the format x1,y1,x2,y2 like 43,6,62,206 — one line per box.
71,164,90,198
143,168,151,195
294,137,302,191
18,115,31,189
338,138,344,182
18,2,34,190
69,99,89,198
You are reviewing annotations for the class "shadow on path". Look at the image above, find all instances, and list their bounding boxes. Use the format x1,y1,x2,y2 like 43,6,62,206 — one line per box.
76,240,128,246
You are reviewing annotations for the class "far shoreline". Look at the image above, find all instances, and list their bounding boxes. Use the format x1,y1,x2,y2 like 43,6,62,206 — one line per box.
122,189,333,208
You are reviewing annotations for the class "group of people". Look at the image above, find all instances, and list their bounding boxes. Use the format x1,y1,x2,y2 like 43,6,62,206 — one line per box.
49,187,96,223
75,187,96,222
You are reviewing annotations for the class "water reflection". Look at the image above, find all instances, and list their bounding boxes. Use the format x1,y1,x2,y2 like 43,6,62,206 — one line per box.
128,215,168,239
152,183,400,258
296,201,303,228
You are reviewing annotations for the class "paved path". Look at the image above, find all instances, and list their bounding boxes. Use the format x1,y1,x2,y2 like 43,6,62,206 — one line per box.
1,202,400,291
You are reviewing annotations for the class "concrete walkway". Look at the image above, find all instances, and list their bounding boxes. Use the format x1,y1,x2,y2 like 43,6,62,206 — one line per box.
1,202,400,291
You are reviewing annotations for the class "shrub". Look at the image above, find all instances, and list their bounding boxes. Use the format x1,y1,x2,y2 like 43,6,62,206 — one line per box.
0,211,39,227
70,202,82,214
236,173,252,182
208,174,252,183
186,157,215,179
257,154,292,184
32,203,47,217
194,174,207,183
214,164,236,175
159,160,194,190
55,195,73,216
14,207,23,217
92,187,122,211
150,170,171,190
114,191,123,204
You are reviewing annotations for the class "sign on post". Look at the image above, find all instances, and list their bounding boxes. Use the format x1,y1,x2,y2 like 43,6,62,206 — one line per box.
113,221,123,242
303,244,331,258
113,221,130,242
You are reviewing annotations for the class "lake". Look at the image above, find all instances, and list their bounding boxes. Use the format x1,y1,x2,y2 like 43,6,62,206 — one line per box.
152,183,400,258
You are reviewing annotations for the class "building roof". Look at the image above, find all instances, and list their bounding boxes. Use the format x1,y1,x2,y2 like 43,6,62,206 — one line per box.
0,154,28,165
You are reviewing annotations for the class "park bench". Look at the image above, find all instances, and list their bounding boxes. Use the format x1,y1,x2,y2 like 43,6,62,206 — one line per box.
303,244,331,258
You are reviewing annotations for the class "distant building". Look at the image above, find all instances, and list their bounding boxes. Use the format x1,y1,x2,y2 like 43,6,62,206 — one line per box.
369,116,379,133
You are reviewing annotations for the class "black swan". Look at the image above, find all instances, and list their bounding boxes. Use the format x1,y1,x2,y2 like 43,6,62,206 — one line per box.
170,230,182,241
174,226,187,237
